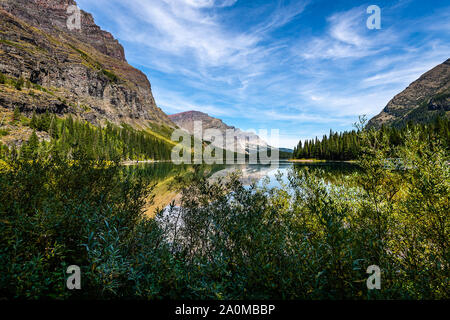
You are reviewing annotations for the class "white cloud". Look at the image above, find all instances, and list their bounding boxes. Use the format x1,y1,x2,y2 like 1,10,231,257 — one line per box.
108,0,308,72
262,110,344,124
154,88,236,117
363,66,431,87
75,0,450,148
299,7,395,60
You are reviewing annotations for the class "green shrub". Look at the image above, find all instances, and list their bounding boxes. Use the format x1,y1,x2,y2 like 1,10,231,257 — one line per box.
0,122,448,300
13,107,21,121
0,155,163,299
15,77,24,91
101,69,118,83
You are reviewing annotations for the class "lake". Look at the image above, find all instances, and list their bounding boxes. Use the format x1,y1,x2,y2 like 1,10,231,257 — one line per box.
123,161,359,216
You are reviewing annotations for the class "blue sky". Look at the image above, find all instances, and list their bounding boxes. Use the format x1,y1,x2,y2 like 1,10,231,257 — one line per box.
76,0,450,148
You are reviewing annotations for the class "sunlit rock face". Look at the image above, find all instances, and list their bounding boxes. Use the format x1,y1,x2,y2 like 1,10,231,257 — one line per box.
369,58,450,128
0,0,175,128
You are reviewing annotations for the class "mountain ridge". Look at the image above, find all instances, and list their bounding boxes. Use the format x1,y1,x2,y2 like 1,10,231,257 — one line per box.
169,110,270,153
0,0,175,136
169,110,236,132
368,58,450,128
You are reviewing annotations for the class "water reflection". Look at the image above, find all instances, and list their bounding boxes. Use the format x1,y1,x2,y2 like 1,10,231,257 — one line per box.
208,161,293,187
123,161,359,216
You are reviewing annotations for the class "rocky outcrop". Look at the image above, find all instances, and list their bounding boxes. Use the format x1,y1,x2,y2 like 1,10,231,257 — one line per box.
0,0,175,128
369,58,450,128
1,0,126,61
169,110,235,133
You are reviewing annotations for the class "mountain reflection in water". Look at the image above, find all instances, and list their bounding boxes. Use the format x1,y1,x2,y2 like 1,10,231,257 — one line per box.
123,161,359,217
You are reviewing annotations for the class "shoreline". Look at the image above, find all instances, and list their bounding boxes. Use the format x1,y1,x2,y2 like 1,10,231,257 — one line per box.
122,159,358,166
288,159,357,163
122,159,173,166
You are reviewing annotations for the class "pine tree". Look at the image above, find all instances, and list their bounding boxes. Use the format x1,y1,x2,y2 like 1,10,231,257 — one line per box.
13,107,21,122
39,111,51,132
49,116,58,139
21,131,39,159
30,112,38,129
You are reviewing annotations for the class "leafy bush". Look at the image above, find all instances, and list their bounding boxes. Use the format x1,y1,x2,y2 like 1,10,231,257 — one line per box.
0,155,172,299
159,125,449,299
0,123,448,299
15,77,24,91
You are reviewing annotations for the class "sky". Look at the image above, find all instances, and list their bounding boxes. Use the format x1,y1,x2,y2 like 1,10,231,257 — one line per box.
76,0,450,148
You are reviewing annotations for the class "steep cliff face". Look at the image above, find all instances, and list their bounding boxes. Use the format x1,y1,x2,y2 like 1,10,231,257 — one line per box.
369,58,450,128
0,0,175,128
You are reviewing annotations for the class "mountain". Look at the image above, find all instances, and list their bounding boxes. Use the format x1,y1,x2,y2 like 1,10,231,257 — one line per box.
0,0,174,129
169,110,269,153
279,148,294,154
169,110,235,133
368,58,450,128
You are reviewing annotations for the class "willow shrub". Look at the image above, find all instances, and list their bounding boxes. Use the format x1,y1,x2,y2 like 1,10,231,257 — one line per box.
0,154,175,299
0,125,448,299
163,126,448,299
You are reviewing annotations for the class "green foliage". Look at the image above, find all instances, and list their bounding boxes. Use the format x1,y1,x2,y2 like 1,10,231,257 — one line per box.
20,131,39,160
69,45,103,70
30,112,38,130
49,116,58,139
101,69,118,83
294,129,360,161
0,155,161,299
161,122,448,299
0,118,448,300
294,116,450,160
29,111,51,132
0,72,6,84
15,77,24,91
13,107,21,122
27,114,172,161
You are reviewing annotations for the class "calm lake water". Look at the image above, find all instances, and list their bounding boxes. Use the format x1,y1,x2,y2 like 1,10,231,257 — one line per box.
122,160,359,215
124,160,359,187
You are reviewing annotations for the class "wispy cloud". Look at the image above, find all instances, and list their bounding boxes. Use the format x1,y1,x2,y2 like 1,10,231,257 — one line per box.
76,0,450,148
298,6,395,60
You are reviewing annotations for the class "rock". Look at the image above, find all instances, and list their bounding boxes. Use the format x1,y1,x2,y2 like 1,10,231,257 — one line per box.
0,0,175,129
368,58,450,128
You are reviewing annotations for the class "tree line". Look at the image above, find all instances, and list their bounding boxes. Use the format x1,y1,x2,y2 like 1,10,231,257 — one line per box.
293,116,450,160
0,111,173,161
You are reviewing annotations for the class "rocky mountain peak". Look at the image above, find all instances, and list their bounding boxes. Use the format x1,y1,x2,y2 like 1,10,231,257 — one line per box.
0,0,175,129
169,111,235,132
0,0,126,61
169,110,269,153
